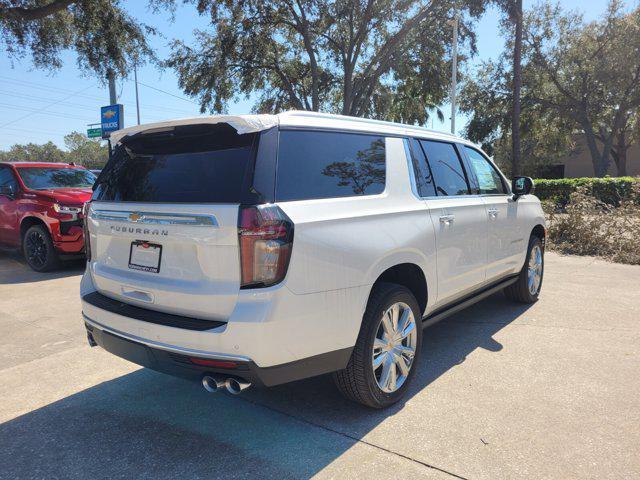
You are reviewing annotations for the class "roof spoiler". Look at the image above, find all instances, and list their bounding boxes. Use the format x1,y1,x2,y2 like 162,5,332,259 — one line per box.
107,114,278,146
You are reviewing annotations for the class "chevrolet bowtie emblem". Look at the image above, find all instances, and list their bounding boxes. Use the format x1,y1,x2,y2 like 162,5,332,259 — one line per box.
129,212,144,222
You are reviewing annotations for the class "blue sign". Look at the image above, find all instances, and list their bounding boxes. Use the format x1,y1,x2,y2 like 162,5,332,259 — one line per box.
101,104,124,138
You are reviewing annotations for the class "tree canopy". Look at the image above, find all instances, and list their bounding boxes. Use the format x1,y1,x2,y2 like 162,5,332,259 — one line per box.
63,131,108,168
0,0,155,78
525,1,640,177
0,140,67,163
463,1,640,177
460,55,574,176
0,132,107,168
167,0,486,124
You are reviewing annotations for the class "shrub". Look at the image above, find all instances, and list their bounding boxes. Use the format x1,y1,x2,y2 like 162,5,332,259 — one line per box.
534,177,640,209
546,184,640,265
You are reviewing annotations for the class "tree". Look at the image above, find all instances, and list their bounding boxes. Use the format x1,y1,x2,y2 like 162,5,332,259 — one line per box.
64,131,108,168
525,1,640,177
463,1,640,178
598,110,638,177
0,141,67,163
488,0,524,176
0,132,108,167
0,0,155,78
460,56,575,176
167,0,486,123
505,0,523,176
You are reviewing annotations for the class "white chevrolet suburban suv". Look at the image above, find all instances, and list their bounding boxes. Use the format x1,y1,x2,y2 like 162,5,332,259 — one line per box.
81,111,545,408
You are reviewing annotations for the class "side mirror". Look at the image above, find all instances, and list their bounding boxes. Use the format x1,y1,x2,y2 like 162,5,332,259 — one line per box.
512,176,534,199
0,184,15,198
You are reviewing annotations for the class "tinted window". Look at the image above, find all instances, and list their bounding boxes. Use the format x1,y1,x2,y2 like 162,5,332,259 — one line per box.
276,130,385,201
17,168,95,190
419,141,469,196
465,147,506,194
0,167,18,190
408,139,437,197
93,124,259,203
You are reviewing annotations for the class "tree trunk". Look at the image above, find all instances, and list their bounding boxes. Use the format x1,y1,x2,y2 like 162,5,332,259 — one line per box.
511,0,523,177
612,133,628,176
342,63,354,116
581,120,611,177
619,149,628,177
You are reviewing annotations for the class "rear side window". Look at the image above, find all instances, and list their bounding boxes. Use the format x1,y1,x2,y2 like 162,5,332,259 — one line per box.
276,130,386,201
419,140,469,196
464,147,506,195
93,124,259,203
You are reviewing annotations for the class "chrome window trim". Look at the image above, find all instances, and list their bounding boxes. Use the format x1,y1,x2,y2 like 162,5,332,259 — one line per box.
421,194,484,200
90,209,218,227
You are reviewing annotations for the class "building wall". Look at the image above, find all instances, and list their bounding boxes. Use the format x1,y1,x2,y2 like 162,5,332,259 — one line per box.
563,137,640,178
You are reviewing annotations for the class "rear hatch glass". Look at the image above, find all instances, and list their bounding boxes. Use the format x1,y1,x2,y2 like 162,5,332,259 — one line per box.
93,123,259,204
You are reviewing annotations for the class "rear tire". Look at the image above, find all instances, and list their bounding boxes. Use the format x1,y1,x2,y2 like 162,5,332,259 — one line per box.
23,224,59,272
504,235,544,303
333,282,423,409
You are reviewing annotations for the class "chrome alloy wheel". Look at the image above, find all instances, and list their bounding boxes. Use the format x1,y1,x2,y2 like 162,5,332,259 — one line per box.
372,302,418,393
528,244,543,295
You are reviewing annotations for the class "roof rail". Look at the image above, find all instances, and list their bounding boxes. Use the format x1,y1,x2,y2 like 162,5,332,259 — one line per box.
281,110,458,137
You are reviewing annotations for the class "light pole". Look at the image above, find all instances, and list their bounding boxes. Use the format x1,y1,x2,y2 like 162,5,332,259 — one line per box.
448,14,461,135
107,68,117,105
134,64,141,125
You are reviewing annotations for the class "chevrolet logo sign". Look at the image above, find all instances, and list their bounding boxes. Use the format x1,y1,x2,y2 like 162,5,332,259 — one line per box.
129,212,144,222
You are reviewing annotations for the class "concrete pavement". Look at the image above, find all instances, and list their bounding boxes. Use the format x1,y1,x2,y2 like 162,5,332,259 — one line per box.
0,251,638,479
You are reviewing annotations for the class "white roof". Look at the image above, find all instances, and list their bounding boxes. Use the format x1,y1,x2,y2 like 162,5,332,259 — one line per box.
108,110,469,146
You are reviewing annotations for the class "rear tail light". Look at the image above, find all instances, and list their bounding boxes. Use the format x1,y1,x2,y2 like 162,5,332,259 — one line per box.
82,202,91,261
238,205,293,288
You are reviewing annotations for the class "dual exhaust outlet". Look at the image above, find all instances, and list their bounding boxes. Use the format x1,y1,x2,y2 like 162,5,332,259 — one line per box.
202,375,251,395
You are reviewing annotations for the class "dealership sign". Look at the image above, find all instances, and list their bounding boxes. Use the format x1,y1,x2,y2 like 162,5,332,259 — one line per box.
101,104,124,139
87,127,102,138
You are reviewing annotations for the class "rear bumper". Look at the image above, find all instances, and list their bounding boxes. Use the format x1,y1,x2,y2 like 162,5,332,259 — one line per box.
80,267,369,370
84,318,352,387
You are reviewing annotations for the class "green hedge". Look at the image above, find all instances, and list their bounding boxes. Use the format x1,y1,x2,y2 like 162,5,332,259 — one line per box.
534,177,640,207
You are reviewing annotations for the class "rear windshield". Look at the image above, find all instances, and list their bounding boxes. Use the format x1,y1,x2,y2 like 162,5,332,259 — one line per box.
92,124,259,203
18,167,96,190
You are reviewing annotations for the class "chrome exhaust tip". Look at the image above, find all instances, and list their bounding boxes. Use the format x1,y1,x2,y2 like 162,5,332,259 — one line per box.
225,378,251,395
202,375,226,393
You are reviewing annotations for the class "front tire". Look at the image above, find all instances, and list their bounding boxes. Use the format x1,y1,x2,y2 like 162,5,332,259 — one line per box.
333,282,423,408
23,224,59,272
504,235,544,303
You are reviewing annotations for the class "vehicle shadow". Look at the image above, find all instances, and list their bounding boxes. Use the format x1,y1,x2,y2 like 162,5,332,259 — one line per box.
0,250,84,285
0,293,531,479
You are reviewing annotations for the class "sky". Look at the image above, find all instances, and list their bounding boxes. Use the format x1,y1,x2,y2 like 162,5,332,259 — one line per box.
0,0,626,150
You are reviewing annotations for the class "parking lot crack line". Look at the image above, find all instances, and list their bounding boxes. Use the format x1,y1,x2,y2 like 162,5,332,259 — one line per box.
453,320,637,333
237,396,470,480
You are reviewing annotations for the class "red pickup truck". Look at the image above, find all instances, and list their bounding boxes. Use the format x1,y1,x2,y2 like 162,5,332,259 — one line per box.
0,162,96,271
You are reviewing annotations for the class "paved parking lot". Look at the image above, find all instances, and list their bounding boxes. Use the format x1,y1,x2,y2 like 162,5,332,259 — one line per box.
1,251,639,479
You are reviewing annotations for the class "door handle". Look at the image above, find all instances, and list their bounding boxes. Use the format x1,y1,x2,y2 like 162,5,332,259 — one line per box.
487,208,499,218
439,214,455,225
